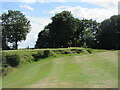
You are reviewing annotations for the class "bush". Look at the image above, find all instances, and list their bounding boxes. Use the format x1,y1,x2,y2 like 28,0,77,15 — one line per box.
64,50,71,54
2,66,14,76
2,52,8,67
43,50,51,57
5,54,20,67
32,50,56,61
32,49,84,61
32,51,44,61
86,48,92,54
56,50,65,54
43,50,55,58
70,49,83,54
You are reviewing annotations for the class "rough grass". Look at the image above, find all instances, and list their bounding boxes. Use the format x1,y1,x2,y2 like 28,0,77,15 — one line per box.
2,51,118,88
2,48,91,76
2,48,107,74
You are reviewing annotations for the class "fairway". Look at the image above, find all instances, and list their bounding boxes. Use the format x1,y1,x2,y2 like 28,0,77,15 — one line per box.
3,51,118,88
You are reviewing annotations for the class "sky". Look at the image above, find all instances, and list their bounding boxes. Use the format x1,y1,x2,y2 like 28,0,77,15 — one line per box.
1,0,119,49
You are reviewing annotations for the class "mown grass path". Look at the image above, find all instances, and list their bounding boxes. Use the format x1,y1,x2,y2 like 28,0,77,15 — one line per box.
3,51,118,88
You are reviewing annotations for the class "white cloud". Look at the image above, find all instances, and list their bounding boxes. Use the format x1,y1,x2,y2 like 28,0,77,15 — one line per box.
50,0,66,2
28,16,51,40
19,16,51,48
2,0,119,11
80,1,118,10
1,0,65,3
2,10,7,12
22,11,29,14
2,0,119,3
20,0,66,3
20,0,37,3
49,5,117,22
80,0,118,2
20,5,34,11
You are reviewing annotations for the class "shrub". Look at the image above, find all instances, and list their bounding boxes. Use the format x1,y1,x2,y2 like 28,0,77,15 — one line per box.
32,50,56,61
70,49,83,54
57,50,65,54
64,50,71,54
2,52,8,67
2,66,14,76
5,54,20,67
32,51,44,61
86,48,92,54
43,50,50,57
43,50,55,58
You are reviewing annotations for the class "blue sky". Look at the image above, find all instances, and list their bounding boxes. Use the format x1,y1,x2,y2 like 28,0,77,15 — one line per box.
1,0,118,48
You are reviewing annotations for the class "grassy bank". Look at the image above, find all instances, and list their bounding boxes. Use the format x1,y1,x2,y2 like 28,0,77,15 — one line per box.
2,50,118,88
2,48,95,76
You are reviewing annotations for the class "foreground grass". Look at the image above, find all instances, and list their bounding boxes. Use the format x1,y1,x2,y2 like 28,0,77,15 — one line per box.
2,51,118,88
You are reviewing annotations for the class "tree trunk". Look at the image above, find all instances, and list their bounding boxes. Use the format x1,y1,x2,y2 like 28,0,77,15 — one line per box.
15,40,18,49
15,36,18,49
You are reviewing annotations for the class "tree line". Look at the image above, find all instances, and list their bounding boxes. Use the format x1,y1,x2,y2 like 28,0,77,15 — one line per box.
35,11,120,49
1,10,120,50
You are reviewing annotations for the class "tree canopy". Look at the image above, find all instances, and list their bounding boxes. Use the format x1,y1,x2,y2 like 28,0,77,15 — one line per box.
1,10,31,50
35,11,119,50
35,11,100,49
50,11,77,48
98,15,120,49
1,10,119,50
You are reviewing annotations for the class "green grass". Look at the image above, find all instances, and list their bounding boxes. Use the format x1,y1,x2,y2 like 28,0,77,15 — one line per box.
2,48,89,73
3,60,53,88
2,50,118,88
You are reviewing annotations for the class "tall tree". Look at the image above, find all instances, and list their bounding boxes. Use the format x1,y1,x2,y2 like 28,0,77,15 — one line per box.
35,11,118,50
1,10,31,49
81,19,100,48
35,29,51,48
70,18,83,47
72,19,99,48
35,11,100,48
50,11,77,48
98,15,120,49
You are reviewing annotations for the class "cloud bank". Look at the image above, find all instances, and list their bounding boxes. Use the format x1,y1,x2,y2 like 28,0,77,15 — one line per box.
49,5,117,22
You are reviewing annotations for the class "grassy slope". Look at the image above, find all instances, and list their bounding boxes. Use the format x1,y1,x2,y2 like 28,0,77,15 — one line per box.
2,50,118,88
2,48,87,64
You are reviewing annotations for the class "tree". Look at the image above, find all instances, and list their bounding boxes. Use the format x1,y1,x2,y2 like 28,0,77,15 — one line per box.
35,11,100,48
1,10,31,49
0,26,3,50
98,15,120,49
69,18,83,47
1,21,10,50
35,11,119,50
35,11,78,48
35,29,51,48
50,11,77,48
72,19,100,48
81,19,100,48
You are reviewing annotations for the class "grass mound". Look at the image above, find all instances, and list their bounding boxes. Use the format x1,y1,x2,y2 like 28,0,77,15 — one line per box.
2,48,90,76
2,51,118,88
